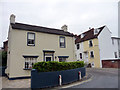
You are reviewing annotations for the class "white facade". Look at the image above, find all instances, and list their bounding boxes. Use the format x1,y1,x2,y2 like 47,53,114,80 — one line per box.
111,37,120,59
98,26,115,67
75,42,85,62
118,1,120,38
118,1,120,53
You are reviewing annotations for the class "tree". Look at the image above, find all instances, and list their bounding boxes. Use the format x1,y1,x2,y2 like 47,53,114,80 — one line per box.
2,51,7,66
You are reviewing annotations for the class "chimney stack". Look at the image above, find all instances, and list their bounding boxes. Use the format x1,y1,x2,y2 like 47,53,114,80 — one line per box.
89,27,91,29
10,14,16,24
61,25,68,32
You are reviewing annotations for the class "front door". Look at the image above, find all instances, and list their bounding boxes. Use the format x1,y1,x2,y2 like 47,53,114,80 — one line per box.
43,50,55,61
46,57,51,62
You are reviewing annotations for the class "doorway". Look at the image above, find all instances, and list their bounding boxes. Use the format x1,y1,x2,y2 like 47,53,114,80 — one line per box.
45,57,51,62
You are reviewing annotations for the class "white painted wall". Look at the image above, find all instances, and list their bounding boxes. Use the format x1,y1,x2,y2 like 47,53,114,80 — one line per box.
112,37,120,59
98,26,115,67
75,42,84,61
118,1,120,55
118,1,120,38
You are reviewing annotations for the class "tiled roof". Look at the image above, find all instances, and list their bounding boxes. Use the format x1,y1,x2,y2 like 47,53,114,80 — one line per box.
75,26,105,44
11,22,74,37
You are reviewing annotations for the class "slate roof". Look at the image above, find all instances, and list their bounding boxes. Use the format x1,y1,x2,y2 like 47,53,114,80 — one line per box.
75,26,105,44
11,22,74,37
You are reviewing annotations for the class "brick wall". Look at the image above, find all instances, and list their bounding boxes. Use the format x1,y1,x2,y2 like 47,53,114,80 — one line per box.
102,59,120,68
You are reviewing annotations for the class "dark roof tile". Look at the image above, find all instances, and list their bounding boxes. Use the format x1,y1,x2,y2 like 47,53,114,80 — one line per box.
75,26,105,44
11,22,74,37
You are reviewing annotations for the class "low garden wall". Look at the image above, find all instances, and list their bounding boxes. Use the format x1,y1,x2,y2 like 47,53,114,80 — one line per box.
31,67,86,88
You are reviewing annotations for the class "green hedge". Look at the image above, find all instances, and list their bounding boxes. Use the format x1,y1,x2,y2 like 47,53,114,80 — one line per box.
33,61,84,72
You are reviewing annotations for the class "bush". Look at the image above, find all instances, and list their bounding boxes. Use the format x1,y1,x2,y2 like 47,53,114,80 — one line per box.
33,61,84,72
2,51,7,66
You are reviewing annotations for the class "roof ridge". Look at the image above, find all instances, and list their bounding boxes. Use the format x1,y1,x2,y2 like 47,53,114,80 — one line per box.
75,25,105,44
11,22,73,37
14,22,64,32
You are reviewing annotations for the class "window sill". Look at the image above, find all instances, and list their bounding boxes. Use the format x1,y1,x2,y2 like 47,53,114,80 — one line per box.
89,46,93,48
23,68,32,70
60,47,66,48
27,44,35,46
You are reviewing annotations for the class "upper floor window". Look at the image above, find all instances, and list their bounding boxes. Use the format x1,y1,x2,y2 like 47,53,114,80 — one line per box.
89,40,93,47
90,51,94,58
60,36,65,48
77,44,79,50
27,32,35,46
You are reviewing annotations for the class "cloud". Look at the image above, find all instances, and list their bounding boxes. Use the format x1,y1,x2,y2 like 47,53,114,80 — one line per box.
0,0,119,47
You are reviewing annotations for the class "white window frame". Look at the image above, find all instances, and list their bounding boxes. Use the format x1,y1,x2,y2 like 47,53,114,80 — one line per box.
27,32,35,46
59,36,65,48
24,57,37,69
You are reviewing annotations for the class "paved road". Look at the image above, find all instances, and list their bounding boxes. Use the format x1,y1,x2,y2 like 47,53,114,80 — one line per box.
70,68,118,88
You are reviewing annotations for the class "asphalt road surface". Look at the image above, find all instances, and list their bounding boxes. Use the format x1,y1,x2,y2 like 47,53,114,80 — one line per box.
71,68,118,88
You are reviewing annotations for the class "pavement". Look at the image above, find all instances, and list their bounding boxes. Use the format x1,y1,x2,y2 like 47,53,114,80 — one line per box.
2,77,31,88
0,76,2,90
1,68,119,89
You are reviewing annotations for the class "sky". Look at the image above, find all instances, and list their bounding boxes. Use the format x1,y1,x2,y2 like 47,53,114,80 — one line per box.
0,0,119,47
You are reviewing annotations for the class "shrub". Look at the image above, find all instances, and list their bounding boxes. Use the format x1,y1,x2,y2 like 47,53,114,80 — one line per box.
2,51,7,66
33,61,84,72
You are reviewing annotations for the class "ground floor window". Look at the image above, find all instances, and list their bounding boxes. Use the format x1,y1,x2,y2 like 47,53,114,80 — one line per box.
23,56,38,69
59,58,66,62
119,50,120,58
114,52,117,58
58,56,69,62
91,62,95,67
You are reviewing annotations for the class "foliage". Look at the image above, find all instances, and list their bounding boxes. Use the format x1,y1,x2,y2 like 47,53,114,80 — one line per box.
2,51,7,66
33,61,84,72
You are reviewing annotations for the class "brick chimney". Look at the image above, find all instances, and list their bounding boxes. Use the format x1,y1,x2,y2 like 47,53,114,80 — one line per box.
10,14,16,24
61,25,68,32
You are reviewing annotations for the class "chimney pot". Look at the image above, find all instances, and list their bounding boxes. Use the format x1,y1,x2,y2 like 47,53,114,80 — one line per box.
10,14,16,24
61,25,68,32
